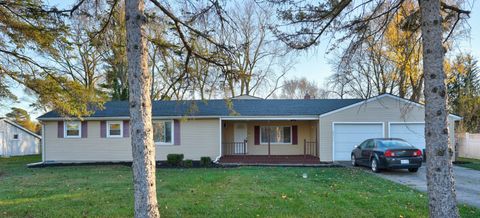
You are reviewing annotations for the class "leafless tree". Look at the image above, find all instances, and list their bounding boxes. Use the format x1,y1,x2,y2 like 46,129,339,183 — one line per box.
218,0,292,97
278,77,330,99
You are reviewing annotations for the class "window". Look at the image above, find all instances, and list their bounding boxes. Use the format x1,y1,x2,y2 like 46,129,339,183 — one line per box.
260,126,291,144
13,134,19,140
65,121,81,138
366,140,375,149
377,140,414,149
107,121,123,137
359,140,368,149
153,120,173,145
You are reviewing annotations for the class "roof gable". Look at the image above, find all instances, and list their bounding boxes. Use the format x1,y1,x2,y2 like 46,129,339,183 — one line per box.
2,119,42,139
319,94,462,120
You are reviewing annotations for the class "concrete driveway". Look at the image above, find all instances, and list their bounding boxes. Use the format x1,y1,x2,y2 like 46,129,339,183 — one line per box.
372,165,480,208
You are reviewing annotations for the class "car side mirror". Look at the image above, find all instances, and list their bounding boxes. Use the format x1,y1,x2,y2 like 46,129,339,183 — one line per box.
354,145,359,148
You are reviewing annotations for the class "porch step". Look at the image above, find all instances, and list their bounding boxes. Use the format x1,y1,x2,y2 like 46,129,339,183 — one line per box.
218,155,322,165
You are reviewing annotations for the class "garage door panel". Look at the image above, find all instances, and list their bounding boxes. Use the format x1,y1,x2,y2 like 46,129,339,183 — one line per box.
334,126,382,134
390,123,425,150
333,123,384,161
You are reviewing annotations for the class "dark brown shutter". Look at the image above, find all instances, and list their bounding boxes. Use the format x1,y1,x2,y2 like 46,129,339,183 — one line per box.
123,120,130,138
57,121,64,138
174,120,181,145
81,121,88,138
292,125,298,145
254,126,260,145
100,121,106,138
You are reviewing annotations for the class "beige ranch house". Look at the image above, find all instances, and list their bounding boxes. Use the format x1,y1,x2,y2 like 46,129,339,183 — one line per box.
37,94,461,164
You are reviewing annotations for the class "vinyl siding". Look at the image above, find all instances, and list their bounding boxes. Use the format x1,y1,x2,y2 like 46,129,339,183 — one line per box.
319,96,457,162
43,119,220,162
222,120,318,155
155,119,220,160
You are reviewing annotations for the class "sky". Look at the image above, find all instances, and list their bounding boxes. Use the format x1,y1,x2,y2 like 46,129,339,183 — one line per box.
1,1,480,120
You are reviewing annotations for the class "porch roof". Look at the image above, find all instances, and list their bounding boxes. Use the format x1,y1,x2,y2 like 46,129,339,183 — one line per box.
38,98,363,119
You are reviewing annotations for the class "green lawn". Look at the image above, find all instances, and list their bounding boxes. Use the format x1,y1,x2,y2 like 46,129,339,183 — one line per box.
456,157,480,171
0,156,479,218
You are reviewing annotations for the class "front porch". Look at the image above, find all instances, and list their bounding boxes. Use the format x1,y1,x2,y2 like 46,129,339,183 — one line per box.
220,119,320,164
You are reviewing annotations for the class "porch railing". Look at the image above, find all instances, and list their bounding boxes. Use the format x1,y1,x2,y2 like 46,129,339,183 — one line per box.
304,139,318,158
223,140,247,155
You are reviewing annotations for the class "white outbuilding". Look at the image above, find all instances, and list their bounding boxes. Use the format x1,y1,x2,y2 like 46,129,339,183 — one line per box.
0,118,41,157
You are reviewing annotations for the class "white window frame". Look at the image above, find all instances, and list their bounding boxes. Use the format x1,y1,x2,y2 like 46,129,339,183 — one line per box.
107,121,123,138
260,126,292,145
64,121,81,138
153,120,174,146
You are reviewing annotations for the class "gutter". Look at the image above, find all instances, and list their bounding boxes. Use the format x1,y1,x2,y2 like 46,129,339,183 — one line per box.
37,115,321,121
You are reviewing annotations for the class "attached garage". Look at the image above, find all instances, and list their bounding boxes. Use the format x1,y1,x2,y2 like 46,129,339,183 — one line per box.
332,123,384,161
319,94,461,162
389,122,425,150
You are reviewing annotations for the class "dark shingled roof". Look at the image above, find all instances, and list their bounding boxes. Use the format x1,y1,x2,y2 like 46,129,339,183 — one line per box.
37,98,364,119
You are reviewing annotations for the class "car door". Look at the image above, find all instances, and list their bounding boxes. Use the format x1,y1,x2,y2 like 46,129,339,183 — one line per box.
355,140,368,165
361,139,375,164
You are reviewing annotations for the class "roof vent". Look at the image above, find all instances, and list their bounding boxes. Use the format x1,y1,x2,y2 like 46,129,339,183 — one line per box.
304,93,311,99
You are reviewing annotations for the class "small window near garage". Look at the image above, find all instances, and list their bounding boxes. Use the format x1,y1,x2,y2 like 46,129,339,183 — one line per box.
107,121,123,138
260,126,291,144
153,120,173,145
13,134,19,140
65,121,81,138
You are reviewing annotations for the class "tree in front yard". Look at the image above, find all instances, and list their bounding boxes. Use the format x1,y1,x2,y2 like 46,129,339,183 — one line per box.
267,0,470,217
124,0,159,216
0,1,107,117
125,0,234,216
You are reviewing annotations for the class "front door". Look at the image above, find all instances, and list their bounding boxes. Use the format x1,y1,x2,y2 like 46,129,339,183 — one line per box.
234,123,247,154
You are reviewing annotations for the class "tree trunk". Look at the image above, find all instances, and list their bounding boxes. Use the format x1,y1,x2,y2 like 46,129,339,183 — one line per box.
125,0,160,217
419,0,459,217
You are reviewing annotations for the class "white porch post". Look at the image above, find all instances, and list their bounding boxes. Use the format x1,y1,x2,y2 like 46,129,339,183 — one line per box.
318,116,321,161
215,118,222,163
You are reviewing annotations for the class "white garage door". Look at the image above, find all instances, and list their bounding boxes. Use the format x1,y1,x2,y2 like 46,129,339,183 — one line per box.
333,123,384,161
389,123,425,150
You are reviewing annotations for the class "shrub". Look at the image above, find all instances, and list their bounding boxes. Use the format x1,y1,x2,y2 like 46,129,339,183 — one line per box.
167,154,184,166
183,159,193,168
200,156,212,167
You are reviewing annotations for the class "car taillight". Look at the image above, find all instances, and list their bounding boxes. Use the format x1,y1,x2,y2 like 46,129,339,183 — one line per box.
385,150,395,157
413,149,422,157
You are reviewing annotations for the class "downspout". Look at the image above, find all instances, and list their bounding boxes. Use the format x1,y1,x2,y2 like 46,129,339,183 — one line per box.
214,118,222,163
1,120,5,156
41,122,46,163
1,131,4,157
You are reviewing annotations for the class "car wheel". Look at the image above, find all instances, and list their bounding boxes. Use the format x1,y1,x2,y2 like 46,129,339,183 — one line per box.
351,155,358,166
371,158,380,173
408,168,419,173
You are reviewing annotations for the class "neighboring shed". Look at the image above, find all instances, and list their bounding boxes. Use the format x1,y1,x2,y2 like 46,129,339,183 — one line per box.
0,118,42,157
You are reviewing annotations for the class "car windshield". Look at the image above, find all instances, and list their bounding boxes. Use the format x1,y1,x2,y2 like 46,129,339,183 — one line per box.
377,140,415,148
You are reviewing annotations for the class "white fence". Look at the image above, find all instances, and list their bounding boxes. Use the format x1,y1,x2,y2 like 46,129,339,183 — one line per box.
457,133,480,159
